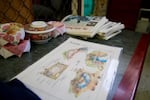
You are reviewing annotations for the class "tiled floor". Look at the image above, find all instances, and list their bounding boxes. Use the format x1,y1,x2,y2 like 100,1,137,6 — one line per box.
135,19,150,33
135,21,150,100
135,44,150,100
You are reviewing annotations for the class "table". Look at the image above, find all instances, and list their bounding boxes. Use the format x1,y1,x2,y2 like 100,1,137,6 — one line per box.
0,30,150,99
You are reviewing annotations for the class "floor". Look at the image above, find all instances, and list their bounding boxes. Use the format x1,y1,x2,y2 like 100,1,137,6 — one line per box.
135,43,150,100
135,19,150,33
134,20,150,100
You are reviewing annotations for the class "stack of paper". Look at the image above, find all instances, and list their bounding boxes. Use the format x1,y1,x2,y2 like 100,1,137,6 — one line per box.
61,15,125,40
97,21,125,40
61,15,108,38
15,38,122,100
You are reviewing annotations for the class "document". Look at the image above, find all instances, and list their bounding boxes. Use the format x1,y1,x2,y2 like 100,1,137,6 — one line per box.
15,38,122,100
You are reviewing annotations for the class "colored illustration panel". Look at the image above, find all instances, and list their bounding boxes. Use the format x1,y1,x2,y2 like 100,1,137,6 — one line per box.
42,62,68,79
86,51,108,70
63,47,88,59
70,69,100,97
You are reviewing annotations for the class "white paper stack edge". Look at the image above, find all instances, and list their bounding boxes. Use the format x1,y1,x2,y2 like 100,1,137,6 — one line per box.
97,21,125,40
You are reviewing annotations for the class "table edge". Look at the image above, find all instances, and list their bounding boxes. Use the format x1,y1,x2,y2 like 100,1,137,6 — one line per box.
113,33,150,100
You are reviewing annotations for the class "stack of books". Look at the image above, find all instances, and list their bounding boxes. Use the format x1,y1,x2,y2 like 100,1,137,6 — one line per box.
61,15,125,40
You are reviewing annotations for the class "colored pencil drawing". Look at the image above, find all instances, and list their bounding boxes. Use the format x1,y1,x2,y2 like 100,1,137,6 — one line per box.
70,69,100,97
41,62,68,79
63,47,88,59
86,50,108,70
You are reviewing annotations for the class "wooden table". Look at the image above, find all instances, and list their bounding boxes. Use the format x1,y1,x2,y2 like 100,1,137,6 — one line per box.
0,30,150,100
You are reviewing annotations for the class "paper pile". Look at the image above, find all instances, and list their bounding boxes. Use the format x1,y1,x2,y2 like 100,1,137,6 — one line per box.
62,15,125,40
0,23,30,58
15,38,122,100
61,15,108,38
97,21,125,40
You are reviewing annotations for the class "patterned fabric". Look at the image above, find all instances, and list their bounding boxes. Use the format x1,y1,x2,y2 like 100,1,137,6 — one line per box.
0,38,30,58
0,0,33,24
84,0,94,16
71,0,78,15
0,23,25,46
71,0,108,16
93,0,108,16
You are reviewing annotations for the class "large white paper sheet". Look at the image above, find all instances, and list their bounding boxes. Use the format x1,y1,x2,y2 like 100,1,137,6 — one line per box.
15,38,122,100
